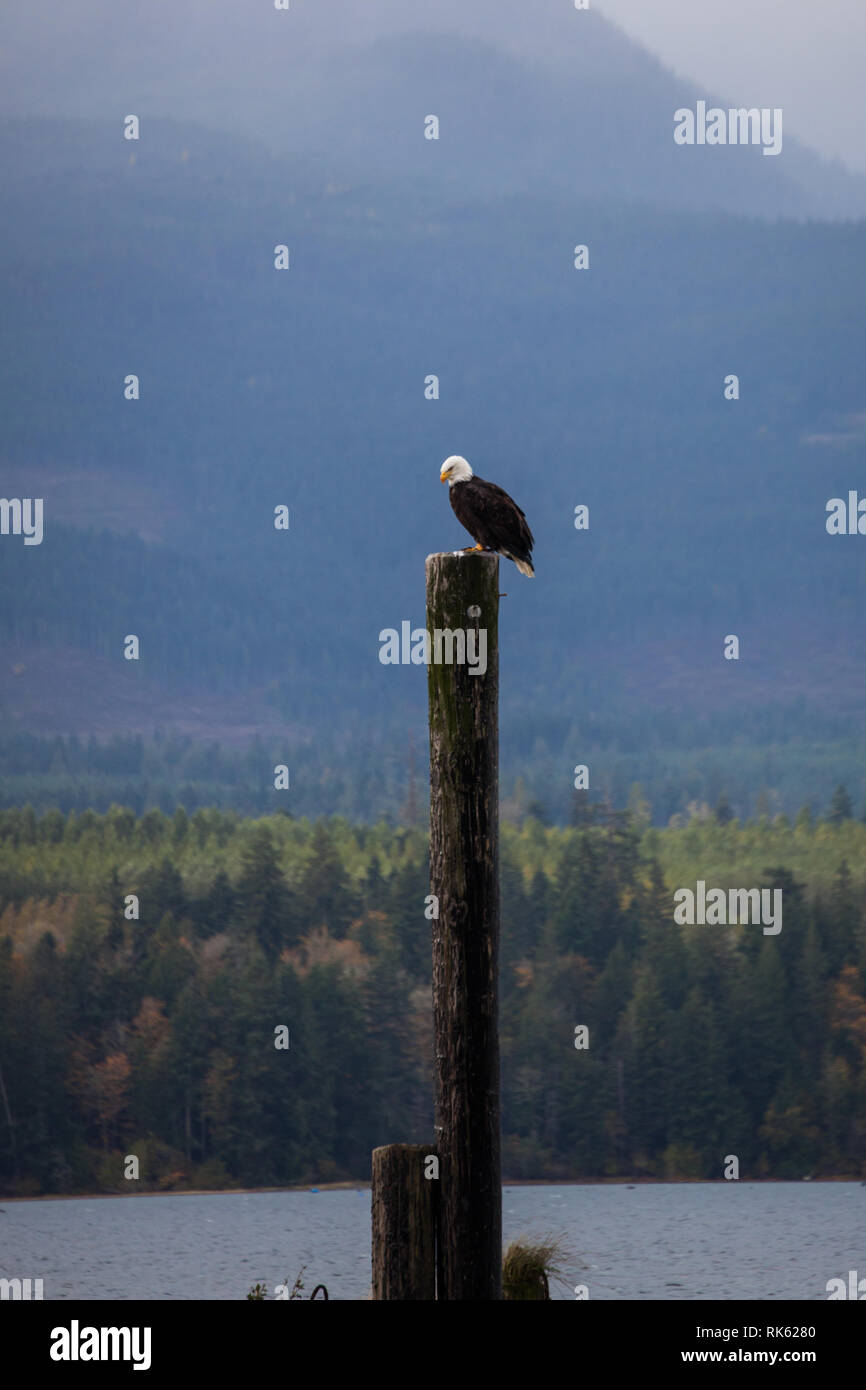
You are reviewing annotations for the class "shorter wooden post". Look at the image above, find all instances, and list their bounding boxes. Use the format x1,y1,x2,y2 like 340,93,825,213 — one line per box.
371,1143,437,1300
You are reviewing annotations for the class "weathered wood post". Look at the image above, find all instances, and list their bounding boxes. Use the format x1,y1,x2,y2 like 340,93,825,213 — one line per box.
426,550,502,1300
371,1143,437,1300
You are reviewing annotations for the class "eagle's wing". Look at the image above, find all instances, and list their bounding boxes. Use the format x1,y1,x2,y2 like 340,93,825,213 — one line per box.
473,478,535,551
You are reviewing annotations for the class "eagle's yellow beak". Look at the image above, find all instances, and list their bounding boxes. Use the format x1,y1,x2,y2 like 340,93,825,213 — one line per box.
440,470,448,484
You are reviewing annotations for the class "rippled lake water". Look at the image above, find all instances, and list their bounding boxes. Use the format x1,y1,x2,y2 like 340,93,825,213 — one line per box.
1,1183,861,1300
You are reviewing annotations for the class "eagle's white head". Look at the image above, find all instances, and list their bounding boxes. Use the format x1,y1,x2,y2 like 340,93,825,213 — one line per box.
440,455,474,486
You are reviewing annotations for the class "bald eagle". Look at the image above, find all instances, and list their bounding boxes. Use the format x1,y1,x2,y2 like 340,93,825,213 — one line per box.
440,456,535,577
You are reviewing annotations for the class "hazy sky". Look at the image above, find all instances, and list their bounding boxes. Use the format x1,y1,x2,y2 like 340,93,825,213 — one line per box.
599,0,866,173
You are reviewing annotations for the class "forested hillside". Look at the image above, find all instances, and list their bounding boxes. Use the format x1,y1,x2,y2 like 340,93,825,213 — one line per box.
1,728,864,827
1,803,864,1194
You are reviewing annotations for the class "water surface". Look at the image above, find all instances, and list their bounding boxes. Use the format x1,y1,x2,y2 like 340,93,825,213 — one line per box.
1,1183,860,1300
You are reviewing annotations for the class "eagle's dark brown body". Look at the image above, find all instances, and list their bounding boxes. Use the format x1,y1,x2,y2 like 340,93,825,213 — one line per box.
449,476,535,576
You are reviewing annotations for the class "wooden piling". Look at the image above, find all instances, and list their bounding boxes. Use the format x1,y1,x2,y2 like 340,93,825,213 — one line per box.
426,550,502,1300
371,1143,437,1300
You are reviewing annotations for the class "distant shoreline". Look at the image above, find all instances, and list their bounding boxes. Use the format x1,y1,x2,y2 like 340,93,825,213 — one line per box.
3,1175,862,1203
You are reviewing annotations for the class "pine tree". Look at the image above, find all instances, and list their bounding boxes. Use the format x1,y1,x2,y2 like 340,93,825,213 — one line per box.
825,859,859,973
138,857,186,926
196,869,236,938
728,940,791,1133
570,789,595,827
593,941,633,1050
638,860,689,1011
792,924,829,1085
665,988,726,1172
298,822,356,939
385,857,428,979
794,803,813,831
553,833,619,964
619,965,669,1163
237,826,296,959
524,870,550,957
501,851,532,986
828,785,854,824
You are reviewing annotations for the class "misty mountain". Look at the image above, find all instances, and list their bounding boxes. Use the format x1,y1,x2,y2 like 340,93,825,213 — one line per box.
2,115,865,750
2,2,865,818
2,1,865,219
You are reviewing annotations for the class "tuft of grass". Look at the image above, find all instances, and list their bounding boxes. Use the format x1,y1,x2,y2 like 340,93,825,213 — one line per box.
502,1234,572,1301
283,1269,307,1300
246,1267,307,1300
